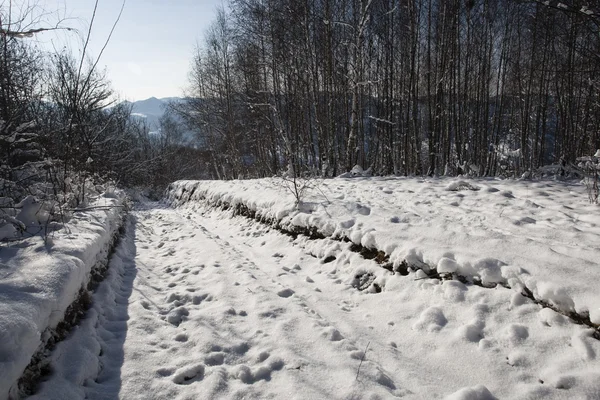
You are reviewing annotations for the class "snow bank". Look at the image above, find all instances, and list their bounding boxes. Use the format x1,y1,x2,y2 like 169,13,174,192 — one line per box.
166,177,600,322
0,191,126,400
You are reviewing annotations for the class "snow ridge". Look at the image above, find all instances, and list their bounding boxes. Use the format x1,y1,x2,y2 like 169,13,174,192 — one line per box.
0,193,126,400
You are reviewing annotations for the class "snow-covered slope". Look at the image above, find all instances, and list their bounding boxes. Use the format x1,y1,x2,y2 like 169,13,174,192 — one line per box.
0,192,126,400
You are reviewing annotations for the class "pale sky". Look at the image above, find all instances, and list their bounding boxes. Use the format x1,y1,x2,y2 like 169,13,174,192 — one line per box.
21,0,222,101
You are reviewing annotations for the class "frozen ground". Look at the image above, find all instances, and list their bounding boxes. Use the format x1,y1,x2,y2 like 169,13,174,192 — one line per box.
25,177,600,399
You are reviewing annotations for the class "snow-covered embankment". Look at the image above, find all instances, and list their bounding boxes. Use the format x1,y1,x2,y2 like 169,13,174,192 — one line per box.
166,177,600,332
0,192,127,400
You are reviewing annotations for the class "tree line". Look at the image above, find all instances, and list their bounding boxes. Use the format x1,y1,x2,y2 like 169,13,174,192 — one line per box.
175,0,600,179
0,2,209,220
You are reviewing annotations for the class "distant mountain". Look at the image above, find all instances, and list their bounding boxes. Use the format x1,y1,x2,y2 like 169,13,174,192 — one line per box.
118,97,198,145
121,97,183,131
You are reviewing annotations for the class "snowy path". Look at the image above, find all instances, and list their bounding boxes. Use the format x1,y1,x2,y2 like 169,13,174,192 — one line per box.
33,201,600,399
79,204,412,399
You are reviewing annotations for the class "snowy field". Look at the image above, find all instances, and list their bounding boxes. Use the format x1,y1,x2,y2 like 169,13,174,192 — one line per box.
2,176,600,399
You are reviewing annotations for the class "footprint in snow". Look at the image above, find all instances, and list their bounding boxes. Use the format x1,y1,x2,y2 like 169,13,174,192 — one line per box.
356,204,371,215
166,307,189,326
277,288,295,298
257,351,270,362
204,352,225,366
323,327,344,341
234,358,285,384
230,341,250,355
172,364,205,384
155,367,175,377
165,292,186,303
192,294,208,304
225,307,237,316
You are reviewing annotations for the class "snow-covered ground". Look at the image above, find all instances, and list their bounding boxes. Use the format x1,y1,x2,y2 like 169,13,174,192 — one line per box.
168,177,600,324
0,192,125,400
17,176,599,399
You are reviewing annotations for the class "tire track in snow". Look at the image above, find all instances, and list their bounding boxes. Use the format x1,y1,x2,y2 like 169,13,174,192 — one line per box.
71,204,412,399
170,207,413,398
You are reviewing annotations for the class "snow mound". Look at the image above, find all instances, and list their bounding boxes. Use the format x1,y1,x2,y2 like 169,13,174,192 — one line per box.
413,306,447,332
338,165,372,178
445,180,480,191
445,384,498,400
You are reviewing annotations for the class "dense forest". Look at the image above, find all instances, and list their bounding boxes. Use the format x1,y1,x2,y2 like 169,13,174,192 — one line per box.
2,0,599,207
174,0,600,179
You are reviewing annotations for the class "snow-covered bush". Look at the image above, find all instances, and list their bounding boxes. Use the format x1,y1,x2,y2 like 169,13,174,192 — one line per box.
577,150,600,204
0,120,126,241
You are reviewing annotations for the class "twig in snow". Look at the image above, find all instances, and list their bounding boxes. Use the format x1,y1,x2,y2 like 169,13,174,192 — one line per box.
355,341,370,381
414,272,440,281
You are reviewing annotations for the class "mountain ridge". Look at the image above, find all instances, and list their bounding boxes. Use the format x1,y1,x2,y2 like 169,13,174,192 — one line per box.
120,96,184,129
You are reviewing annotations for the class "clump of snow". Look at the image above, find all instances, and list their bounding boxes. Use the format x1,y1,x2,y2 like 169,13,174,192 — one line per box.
535,282,576,311
413,306,447,332
445,384,498,400
438,257,459,273
538,308,568,327
445,180,480,191
473,258,505,285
